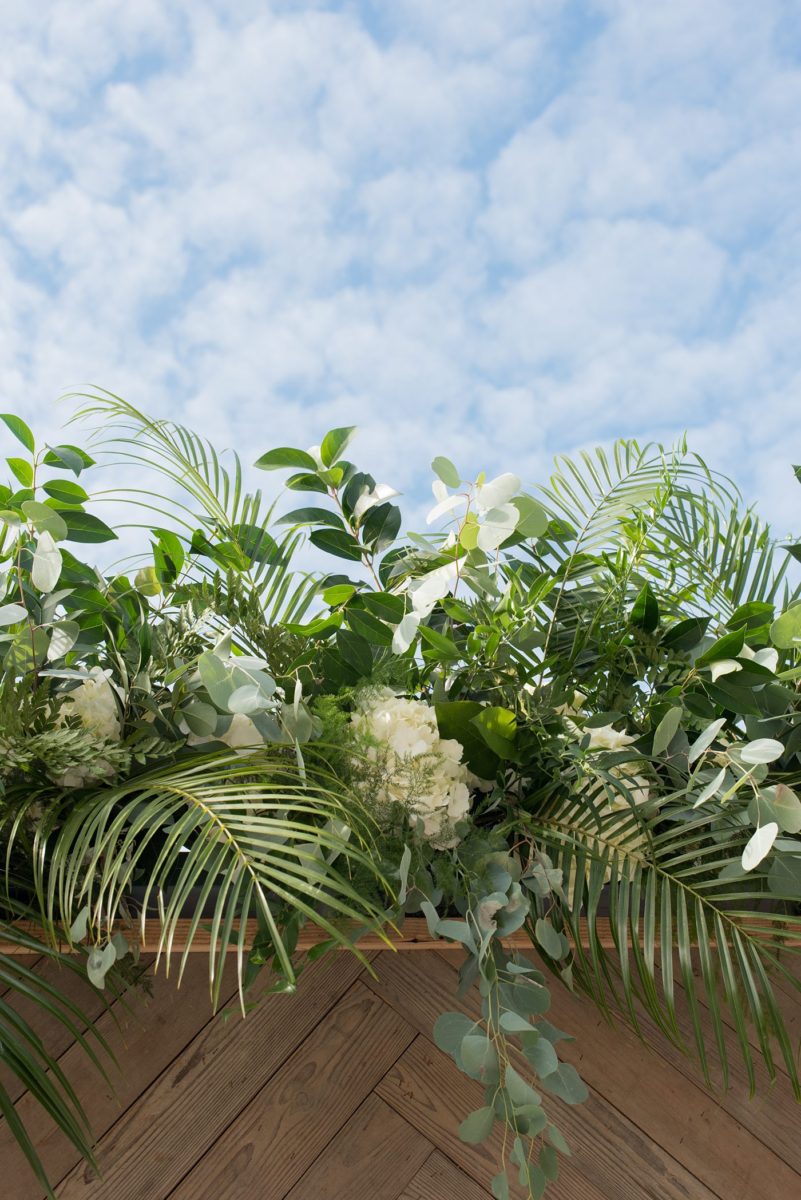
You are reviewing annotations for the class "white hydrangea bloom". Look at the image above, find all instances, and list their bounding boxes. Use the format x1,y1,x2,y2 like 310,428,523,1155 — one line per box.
59,669,121,742
55,669,121,788
350,688,472,849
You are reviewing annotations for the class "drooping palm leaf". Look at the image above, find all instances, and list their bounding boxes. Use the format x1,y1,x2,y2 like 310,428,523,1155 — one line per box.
527,784,801,1096
25,752,391,1010
0,921,115,1198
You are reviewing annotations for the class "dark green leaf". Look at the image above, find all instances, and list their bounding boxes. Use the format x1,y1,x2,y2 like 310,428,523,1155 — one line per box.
61,511,118,543
320,426,356,467
436,700,499,778
336,629,373,677
309,528,364,561
696,628,745,666
277,507,345,530
285,472,329,495
361,502,401,553
661,616,710,651
631,582,659,632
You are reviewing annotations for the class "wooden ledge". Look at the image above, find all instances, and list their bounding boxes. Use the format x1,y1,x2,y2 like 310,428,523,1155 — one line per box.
1,916,797,956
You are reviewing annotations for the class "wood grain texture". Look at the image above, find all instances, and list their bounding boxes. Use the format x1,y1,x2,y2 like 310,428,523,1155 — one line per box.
377,1036,611,1200
284,1093,431,1200
0,957,236,1200
53,951,366,1200
398,1150,492,1200
370,953,721,1200
170,982,416,1200
0,955,114,1105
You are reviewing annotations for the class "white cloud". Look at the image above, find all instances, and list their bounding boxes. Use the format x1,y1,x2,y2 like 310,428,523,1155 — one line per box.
0,0,800,543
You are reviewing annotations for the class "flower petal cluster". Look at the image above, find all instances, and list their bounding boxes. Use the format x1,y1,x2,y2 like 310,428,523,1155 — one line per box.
58,669,122,743
350,687,471,848
55,669,122,787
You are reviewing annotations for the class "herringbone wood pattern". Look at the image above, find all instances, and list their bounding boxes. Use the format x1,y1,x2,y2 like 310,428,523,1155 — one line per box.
1,948,799,1199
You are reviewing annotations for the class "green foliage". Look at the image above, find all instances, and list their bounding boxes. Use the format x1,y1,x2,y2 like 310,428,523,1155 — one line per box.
2,401,801,1200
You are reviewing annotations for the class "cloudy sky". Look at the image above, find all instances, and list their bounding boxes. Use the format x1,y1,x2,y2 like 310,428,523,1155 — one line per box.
2,0,800,534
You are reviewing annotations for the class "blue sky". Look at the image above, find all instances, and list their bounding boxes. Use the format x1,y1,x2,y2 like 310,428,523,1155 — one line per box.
2,0,801,534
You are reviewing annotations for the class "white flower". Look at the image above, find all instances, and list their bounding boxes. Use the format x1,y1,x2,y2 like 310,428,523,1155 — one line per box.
58,669,121,742
54,669,122,788
586,724,636,752
350,688,472,849
353,483,401,523
219,712,261,749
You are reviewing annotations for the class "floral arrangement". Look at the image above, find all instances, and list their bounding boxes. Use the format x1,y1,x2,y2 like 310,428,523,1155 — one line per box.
1,395,800,1199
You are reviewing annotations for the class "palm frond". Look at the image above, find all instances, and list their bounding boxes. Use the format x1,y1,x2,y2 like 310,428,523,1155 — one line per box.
0,922,114,1197
26,752,392,1010
527,786,801,1096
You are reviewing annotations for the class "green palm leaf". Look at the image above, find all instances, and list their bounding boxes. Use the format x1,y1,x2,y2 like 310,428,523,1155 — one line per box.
0,921,116,1198
27,752,391,1010
527,783,801,1095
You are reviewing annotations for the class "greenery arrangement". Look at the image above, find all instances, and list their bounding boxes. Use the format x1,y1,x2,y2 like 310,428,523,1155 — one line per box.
1,393,800,1199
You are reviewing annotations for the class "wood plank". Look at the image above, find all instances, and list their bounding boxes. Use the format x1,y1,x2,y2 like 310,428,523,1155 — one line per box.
0,957,238,1200
398,1150,492,1200
284,1094,431,1200
170,982,416,1200
541,969,801,1199
0,957,116,1105
53,951,367,1200
377,1036,615,1200
370,955,718,1200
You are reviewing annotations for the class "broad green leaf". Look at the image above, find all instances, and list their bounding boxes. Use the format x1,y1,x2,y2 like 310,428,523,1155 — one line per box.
431,455,461,488
504,1063,542,1109
322,583,356,606
770,604,801,650
491,1171,510,1200
47,620,80,661
460,1034,500,1084
741,822,779,872
696,628,745,666
523,1035,559,1078
740,738,784,765
277,507,345,530
631,582,659,632
42,478,89,504
346,608,393,646
0,602,27,626
661,616,710,651
22,500,68,541
0,413,34,452
433,1011,475,1056
254,447,319,471
43,444,93,474
419,624,462,661
335,629,373,677
436,699,499,778
653,706,683,755
535,917,564,960
86,942,117,989
538,1062,588,1105
499,1011,532,1034
362,592,405,622
473,706,518,759
31,531,62,593
320,426,356,467
768,855,801,897
687,718,726,765
309,528,363,561
6,456,33,487
61,511,118,543
458,1106,495,1144
361,501,400,553
511,494,549,539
